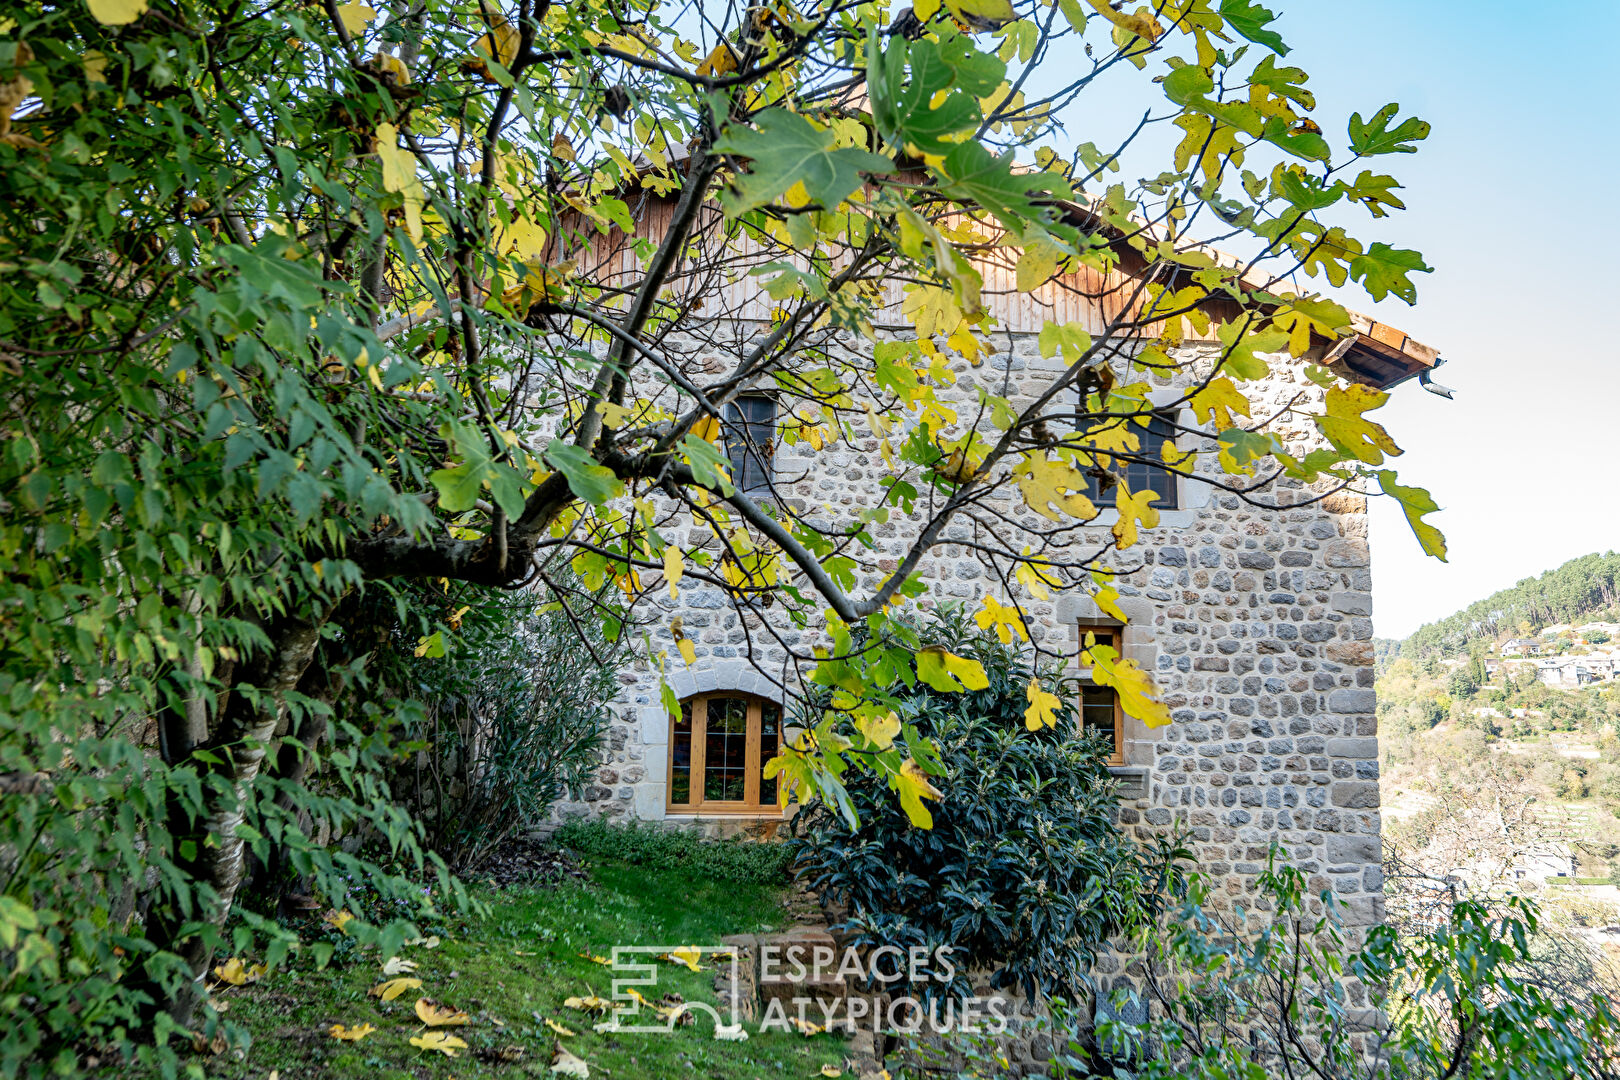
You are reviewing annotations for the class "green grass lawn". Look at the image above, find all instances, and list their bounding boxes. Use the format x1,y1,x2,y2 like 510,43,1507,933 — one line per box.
210,860,849,1080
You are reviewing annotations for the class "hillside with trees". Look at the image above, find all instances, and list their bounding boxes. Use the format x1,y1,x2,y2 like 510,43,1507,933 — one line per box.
1401,552,1620,659
1378,562,1620,1011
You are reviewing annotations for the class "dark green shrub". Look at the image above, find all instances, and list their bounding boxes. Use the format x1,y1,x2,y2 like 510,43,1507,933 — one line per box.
788,610,1160,1000
554,819,794,885
386,577,625,872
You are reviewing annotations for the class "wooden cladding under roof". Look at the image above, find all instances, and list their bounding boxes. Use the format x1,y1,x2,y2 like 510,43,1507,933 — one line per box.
557,189,1439,392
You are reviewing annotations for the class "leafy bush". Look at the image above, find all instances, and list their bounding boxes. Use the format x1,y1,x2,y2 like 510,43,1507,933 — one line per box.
554,819,793,885
788,610,1161,1000
387,580,624,872
893,857,1620,1080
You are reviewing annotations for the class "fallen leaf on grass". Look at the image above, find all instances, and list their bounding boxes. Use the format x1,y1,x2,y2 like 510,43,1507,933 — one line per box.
578,952,612,966
563,993,610,1015
415,997,470,1027
322,909,355,933
550,1044,590,1077
791,1016,825,1036
381,956,418,976
659,945,704,972
820,1068,844,1078
544,1018,578,1037
211,957,267,986
327,1022,376,1041
713,1022,749,1042
405,934,442,948
591,1019,621,1034
410,1031,467,1057
369,977,422,1001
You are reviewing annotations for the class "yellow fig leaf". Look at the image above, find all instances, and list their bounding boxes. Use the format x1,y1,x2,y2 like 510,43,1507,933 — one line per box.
596,401,632,429
1012,453,1099,523
663,546,684,599
329,1022,377,1041
374,123,415,194
691,414,721,443
551,1044,592,1075
415,998,470,1027
382,956,418,976
856,711,901,752
664,945,704,972
1085,632,1171,728
578,952,612,966
370,977,422,1001
896,758,943,829
1187,376,1251,429
1315,384,1401,465
545,1018,578,1037
1090,572,1129,623
211,957,267,986
469,12,520,74
1111,481,1160,549
974,595,1029,644
332,1,375,34
1015,553,1061,601
323,909,355,933
915,648,989,693
1024,679,1063,731
410,1031,468,1057
86,0,148,25
696,43,738,77
564,994,611,1015
821,1068,845,1078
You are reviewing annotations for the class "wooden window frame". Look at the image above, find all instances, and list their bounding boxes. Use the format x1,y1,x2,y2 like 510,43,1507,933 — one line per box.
1079,625,1126,767
666,691,785,817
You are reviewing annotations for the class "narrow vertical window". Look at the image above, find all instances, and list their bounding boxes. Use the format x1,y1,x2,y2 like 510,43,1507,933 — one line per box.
1079,627,1126,766
724,395,776,493
670,699,693,806
759,701,781,806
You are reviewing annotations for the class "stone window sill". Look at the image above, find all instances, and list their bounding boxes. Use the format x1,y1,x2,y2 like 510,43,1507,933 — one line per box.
1107,765,1150,799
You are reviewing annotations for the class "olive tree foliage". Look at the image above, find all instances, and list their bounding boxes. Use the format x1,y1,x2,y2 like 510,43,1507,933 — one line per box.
0,0,1443,1060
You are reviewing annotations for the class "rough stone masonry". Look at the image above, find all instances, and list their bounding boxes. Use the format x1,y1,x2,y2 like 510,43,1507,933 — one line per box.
549,326,1385,933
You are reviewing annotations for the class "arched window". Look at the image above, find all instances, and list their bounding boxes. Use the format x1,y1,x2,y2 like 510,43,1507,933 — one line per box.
668,692,783,815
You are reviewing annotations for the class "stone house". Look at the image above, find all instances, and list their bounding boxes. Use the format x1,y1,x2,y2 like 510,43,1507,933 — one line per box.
549,193,1443,930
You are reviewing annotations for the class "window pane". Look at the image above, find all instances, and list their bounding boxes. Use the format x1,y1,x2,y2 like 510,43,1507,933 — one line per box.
704,696,749,802
1081,683,1117,755
670,699,693,805
725,397,776,493
1083,411,1178,509
759,702,781,805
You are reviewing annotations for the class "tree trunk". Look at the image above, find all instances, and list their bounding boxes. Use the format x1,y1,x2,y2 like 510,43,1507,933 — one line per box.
140,608,330,1029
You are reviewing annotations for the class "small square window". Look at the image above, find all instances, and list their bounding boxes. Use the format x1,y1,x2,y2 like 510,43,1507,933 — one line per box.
1082,410,1180,510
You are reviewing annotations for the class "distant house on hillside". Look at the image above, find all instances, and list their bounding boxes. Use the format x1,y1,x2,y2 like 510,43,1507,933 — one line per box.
1537,656,1619,687
1502,638,1542,657
1513,843,1576,882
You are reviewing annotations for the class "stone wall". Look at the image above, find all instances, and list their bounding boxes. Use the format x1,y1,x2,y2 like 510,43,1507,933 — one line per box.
549,328,1383,930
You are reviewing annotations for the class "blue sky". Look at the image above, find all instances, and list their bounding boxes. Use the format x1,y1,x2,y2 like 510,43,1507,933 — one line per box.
1282,1,1620,637
1046,2,1620,637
